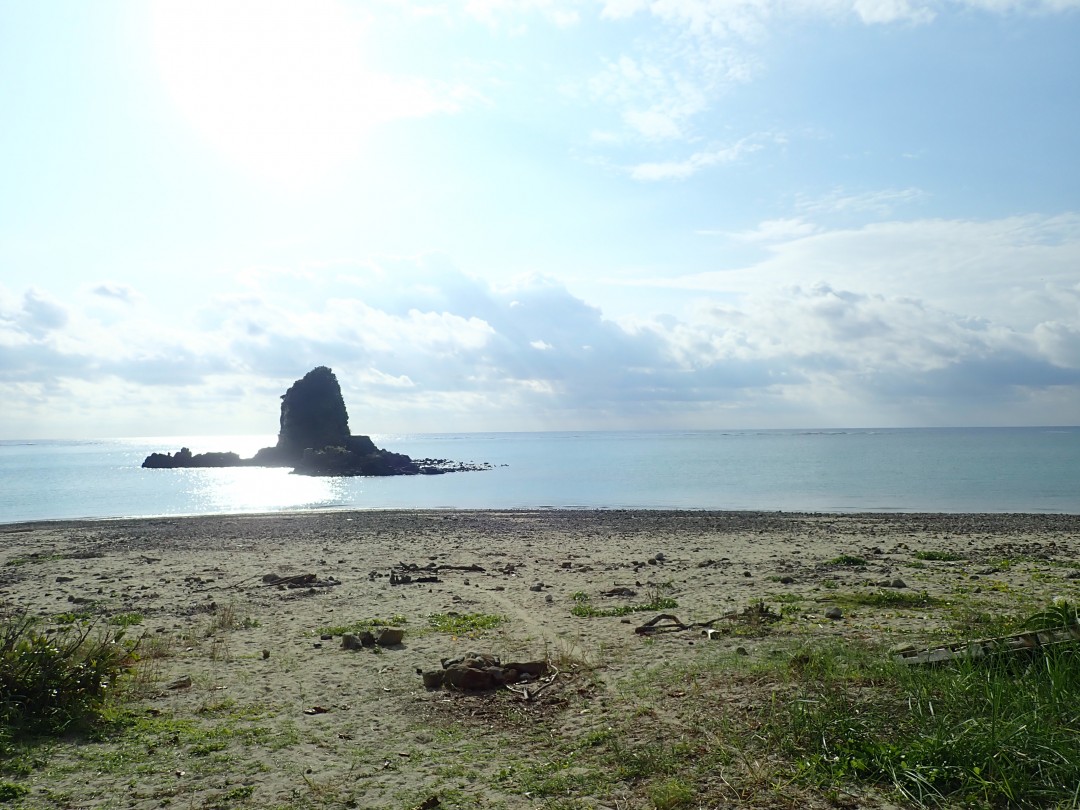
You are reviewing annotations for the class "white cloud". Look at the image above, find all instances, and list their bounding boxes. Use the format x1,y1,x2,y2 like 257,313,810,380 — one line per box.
630,139,762,179
4,243,1080,435
650,213,1080,329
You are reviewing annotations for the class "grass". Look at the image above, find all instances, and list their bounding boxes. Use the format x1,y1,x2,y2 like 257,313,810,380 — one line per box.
571,590,678,618
0,614,136,738
833,589,940,609
775,639,1080,807
913,550,966,562
428,613,504,636
827,554,868,567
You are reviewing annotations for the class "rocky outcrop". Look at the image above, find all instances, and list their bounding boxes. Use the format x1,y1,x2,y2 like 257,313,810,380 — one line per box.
142,366,491,477
142,448,243,468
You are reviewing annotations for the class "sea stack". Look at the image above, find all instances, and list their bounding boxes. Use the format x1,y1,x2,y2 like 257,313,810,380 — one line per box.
142,366,491,477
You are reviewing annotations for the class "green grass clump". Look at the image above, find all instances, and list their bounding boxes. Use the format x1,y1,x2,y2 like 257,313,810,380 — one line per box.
428,613,503,636
827,555,868,567
106,613,143,628
837,590,939,609
913,550,965,562
571,592,678,618
0,615,135,738
0,781,30,801
317,615,408,636
774,632,1080,806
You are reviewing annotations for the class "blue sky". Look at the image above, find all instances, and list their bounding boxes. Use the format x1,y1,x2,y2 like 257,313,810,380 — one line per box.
2,0,1078,439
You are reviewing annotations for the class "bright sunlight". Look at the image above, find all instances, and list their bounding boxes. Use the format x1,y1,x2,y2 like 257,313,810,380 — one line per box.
150,0,451,189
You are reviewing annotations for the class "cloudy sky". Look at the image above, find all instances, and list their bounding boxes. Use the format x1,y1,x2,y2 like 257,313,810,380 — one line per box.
2,0,1078,439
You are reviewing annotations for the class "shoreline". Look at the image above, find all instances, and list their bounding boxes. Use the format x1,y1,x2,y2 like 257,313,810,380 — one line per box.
2,510,1078,807
4,506,1080,531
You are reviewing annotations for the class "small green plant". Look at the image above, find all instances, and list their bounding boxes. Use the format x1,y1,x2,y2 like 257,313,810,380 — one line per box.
107,612,143,628
570,592,678,618
318,615,408,636
1023,599,1079,630
827,555,867,567
0,782,31,801
914,550,965,562
0,614,136,737
428,613,504,636
647,776,696,810
836,590,939,609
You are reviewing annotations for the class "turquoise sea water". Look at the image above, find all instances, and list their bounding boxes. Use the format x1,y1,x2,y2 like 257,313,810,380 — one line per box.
1,428,1078,523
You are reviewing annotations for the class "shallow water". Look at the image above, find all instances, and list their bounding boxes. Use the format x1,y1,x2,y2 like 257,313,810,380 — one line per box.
1,427,1078,523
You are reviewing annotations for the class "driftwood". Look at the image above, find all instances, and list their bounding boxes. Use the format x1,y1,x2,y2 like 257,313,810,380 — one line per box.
635,602,782,635
894,624,1080,666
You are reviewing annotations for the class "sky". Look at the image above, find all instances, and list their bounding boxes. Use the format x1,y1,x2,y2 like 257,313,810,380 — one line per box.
1,0,1079,439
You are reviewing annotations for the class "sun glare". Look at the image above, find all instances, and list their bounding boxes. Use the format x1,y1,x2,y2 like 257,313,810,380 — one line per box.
150,0,444,189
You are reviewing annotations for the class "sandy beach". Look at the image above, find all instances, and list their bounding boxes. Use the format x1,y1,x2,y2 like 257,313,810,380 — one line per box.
2,510,1078,809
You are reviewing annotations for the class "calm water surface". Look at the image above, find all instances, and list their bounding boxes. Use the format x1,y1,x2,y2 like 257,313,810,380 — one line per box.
1,428,1077,523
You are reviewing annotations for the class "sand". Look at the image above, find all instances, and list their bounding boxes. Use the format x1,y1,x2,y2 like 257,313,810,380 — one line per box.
1,510,1078,809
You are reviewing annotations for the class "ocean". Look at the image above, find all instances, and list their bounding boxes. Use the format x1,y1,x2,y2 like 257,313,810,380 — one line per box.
1,427,1078,524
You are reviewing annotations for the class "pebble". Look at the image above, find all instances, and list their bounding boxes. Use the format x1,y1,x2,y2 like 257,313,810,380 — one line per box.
824,607,844,620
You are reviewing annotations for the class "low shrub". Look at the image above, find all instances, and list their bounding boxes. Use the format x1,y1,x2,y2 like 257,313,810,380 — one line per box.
0,614,136,737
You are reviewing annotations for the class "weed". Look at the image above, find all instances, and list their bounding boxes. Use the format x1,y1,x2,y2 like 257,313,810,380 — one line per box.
647,777,696,810
913,550,965,562
318,615,408,636
571,592,678,618
107,612,143,628
0,614,136,737
428,613,504,636
835,590,939,609
0,782,30,801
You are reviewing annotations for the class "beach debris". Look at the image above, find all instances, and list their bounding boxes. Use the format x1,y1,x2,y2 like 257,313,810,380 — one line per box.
894,624,1080,667
261,572,340,589
418,652,552,696
390,571,440,585
635,602,783,636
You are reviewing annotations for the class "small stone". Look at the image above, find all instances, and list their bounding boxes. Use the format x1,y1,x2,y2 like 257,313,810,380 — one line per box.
544,594,554,603
654,553,666,562
529,582,545,592
55,575,75,583
824,607,843,620
377,627,404,646
743,571,752,578
561,561,572,569
780,576,795,585
320,634,333,641
735,646,749,656
262,649,270,659
890,578,907,589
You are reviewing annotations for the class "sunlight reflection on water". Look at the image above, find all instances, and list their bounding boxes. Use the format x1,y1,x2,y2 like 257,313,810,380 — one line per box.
180,467,351,513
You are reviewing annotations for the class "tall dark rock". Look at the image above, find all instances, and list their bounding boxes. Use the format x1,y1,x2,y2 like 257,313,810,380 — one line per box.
142,366,492,476
275,366,351,460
